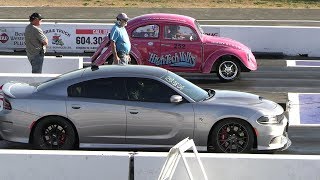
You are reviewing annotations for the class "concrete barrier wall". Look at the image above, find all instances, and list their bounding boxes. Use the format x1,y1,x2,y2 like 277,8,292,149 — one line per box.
135,152,320,180
0,150,131,180
0,55,83,74
201,25,320,57
2,150,320,180
0,148,319,179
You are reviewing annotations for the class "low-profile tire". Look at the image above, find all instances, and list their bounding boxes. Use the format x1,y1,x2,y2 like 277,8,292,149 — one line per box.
211,119,254,153
216,60,241,82
32,117,76,150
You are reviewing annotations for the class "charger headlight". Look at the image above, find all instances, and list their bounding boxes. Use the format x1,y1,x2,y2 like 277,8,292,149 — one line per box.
257,115,279,124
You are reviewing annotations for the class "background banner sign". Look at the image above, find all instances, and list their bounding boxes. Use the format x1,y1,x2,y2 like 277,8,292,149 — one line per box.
0,26,26,49
74,24,113,52
42,24,74,52
201,26,220,37
0,23,113,53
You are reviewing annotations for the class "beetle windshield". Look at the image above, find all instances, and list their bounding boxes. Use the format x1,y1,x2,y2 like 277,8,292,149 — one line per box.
161,71,210,102
194,20,204,34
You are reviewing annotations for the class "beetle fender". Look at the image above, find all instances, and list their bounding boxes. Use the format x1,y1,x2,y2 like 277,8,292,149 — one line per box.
91,36,111,65
92,41,143,65
202,48,246,73
129,46,143,64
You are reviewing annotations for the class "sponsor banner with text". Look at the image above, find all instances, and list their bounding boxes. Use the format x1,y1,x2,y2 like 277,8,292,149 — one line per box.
42,24,74,52
74,24,113,52
0,22,219,53
0,26,26,49
201,26,220,37
0,23,114,53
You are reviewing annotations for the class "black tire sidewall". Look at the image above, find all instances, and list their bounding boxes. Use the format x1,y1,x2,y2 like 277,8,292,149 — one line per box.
33,117,76,150
211,119,254,153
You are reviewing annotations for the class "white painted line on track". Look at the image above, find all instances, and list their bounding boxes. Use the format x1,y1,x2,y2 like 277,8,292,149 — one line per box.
286,60,320,67
286,60,296,67
288,93,301,126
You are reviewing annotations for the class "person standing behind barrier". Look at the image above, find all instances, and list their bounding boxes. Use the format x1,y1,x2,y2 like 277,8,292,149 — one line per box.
25,12,48,73
110,13,131,65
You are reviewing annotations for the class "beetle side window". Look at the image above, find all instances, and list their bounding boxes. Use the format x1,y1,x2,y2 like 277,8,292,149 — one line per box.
164,25,197,41
68,78,126,100
132,25,159,38
126,78,179,103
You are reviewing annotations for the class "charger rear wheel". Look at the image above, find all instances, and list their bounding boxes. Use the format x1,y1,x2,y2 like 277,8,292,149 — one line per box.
33,117,76,150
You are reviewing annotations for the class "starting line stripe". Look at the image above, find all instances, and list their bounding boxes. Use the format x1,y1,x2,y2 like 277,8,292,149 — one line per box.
286,60,320,67
288,93,301,126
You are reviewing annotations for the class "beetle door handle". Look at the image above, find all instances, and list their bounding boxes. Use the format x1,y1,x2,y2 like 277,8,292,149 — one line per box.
161,44,170,47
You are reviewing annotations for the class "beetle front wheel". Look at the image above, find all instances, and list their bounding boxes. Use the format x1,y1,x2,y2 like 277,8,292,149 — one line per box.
216,60,240,81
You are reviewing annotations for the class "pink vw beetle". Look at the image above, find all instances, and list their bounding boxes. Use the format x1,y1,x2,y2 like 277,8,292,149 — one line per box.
91,13,257,81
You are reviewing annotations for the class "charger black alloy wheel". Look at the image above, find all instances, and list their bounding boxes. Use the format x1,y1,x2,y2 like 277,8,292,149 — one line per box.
212,119,254,153
33,117,76,150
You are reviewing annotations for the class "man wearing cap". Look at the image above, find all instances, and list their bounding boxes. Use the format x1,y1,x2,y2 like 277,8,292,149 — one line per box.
25,12,48,73
110,13,131,65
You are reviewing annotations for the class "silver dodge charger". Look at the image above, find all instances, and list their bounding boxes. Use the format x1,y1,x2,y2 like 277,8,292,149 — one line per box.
0,65,290,153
